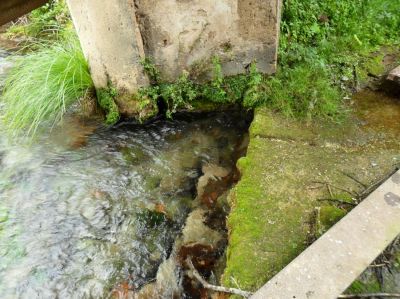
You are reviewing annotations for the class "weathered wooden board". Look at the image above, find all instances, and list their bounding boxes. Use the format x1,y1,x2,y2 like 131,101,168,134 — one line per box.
0,0,49,26
251,170,400,299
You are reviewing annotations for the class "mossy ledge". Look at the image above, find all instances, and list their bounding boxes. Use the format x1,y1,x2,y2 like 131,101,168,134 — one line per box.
222,91,400,293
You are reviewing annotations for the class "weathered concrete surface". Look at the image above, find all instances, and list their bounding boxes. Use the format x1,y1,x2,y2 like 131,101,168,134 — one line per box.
136,0,281,81
223,89,400,292
0,0,49,26
67,0,281,92
251,170,400,299
66,0,149,93
388,66,400,84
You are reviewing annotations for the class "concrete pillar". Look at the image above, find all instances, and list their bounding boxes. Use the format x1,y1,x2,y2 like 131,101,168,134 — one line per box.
66,0,149,93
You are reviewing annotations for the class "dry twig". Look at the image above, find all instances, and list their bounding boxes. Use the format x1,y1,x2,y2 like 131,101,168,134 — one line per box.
317,198,357,206
186,259,253,298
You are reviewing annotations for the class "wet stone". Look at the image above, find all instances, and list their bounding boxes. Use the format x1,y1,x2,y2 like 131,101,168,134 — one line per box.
197,164,232,207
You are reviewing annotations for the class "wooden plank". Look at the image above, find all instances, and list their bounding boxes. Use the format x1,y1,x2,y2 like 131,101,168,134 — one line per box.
251,170,400,299
0,0,49,26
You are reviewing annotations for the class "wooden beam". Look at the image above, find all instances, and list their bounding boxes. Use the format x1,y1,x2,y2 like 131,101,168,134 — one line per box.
0,0,49,26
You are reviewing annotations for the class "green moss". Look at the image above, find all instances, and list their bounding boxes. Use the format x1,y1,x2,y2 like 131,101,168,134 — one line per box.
319,206,347,228
317,206,347,235
223,133,312,291
249,108,315,140
356,54,386,83
223,103,400,291
96,87,120,125
347,279,381,294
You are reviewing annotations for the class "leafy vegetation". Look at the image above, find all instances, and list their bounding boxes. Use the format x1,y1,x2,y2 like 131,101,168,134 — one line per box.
1,33,93,136
7,0,71,39
97,87,120,125
139,58,254,118
272,0,400,119
140,0,399,121
2,0,399,135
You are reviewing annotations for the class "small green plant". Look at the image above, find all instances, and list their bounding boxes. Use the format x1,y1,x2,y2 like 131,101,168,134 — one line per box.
140,58,161,83
160,72,198,118
96,86,120,125
1,33,93,136
7,0,71,39
202,57,228,103
243,63,265,108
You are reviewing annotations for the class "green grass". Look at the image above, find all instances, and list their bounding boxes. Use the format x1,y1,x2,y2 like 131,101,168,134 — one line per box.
272,0,400,119
7,0,71,40
2,0,398,131
1,33,93,136
138,0,399,122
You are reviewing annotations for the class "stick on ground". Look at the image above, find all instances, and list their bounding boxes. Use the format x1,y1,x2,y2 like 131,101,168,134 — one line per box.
186,259,253,298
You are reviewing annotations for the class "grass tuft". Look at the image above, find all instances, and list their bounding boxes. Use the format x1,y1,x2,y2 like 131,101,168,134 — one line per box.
1,34,93,136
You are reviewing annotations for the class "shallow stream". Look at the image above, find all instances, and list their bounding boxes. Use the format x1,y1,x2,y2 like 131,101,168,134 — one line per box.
0,51,251,298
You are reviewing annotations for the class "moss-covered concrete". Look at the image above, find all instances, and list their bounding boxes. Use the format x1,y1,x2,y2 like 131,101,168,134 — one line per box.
223,90,400,292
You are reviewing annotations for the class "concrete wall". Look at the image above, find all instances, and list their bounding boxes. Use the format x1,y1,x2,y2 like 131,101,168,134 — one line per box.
67,0,281,92
136,0,281,81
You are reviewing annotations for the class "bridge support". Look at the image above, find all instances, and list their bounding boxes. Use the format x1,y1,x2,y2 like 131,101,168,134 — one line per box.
66,0,281,87
66,0,281,117
66,0,149,94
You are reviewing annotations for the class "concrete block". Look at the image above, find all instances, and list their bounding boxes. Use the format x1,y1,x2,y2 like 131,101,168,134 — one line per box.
251,170,400,299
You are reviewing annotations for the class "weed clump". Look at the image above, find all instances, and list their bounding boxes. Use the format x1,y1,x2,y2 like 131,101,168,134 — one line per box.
1,34,93,136
97,87,120,125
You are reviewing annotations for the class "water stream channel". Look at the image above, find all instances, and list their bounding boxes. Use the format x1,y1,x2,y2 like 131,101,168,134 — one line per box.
0,50,251,298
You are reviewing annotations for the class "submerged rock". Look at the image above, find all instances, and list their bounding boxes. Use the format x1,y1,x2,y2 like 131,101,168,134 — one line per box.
120,146,150,165
196,164,232,207
133,208,224,298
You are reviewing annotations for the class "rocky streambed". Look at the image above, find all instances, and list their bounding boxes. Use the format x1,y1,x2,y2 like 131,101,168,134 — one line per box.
0,102,252,298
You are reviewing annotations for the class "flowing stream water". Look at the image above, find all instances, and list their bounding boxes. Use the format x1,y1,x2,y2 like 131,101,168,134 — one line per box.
0,51,251,298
